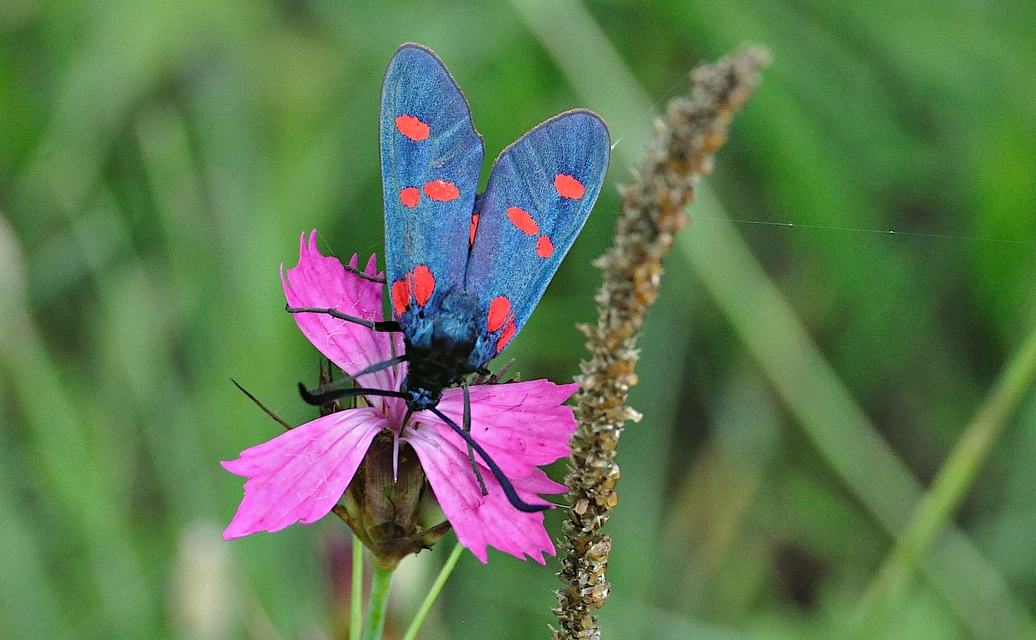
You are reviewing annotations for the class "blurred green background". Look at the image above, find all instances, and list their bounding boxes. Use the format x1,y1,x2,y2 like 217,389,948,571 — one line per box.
2,0,1034,638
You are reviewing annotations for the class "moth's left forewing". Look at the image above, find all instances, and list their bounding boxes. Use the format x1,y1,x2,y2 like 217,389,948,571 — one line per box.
380,44,485,328
465,110,610,364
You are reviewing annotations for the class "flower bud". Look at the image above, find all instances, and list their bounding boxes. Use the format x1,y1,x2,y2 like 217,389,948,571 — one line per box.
341,432,450,570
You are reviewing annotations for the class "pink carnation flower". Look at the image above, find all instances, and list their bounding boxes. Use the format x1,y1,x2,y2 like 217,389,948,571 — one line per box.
223,231,577,563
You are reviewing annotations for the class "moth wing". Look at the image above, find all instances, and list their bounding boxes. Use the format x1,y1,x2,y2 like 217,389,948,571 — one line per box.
464,110,610,365
380,43,485,325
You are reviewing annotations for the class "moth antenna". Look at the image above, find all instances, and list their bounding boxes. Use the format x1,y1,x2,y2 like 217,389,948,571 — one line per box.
428,406,550,513
285,304,401,333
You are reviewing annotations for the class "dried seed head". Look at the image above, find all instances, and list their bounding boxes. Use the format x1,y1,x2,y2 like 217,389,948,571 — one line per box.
553,45,770,638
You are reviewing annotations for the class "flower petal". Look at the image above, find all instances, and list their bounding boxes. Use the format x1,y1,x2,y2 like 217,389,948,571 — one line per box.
421,380,578,478
407,426,560,563
222,408,386,539
281,230,404,390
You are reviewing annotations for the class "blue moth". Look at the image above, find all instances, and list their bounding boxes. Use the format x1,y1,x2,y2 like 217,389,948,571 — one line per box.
292,43,610,511
380,43,610,410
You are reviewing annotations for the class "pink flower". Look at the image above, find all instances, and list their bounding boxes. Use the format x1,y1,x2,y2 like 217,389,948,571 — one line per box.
223,231,577,564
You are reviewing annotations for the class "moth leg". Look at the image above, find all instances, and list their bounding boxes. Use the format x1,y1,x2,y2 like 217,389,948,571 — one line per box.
428,406,551,513
318,357,349,415
472,361,508,385
286,304,401,332
298,383,408,406
297,355,407,404
343,264,386,283
463,384,488,496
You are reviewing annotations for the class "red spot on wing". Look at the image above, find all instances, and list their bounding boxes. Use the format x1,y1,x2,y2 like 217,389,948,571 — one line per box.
424,180,460,202
400,187,420,208
536,235,554,258
469,213,479,247
487,296,511,332
506,207,539,235
496,319,517,353
412,265,435,307
391,279,410,317
554,173,585,199
396,115,430,141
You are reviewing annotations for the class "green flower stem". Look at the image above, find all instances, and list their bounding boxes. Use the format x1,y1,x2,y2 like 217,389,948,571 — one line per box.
361,563,394,640
680,202,1036,637
401,542,465,640
854,319,1036,633
350,536,363,640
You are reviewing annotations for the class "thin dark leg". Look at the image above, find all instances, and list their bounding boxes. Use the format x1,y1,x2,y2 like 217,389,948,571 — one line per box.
462,385,488,495
286,305,401,333
294,383,550,513
297,355,408,405
428,407,550,513
299,384,408,406
343,264,386,283
318,358,350,415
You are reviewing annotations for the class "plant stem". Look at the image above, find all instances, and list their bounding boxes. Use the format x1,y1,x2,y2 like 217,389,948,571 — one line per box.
539,42,770,637
361,563,394,640
350,536,363,640
853,319,1036,633
401,542,465,640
